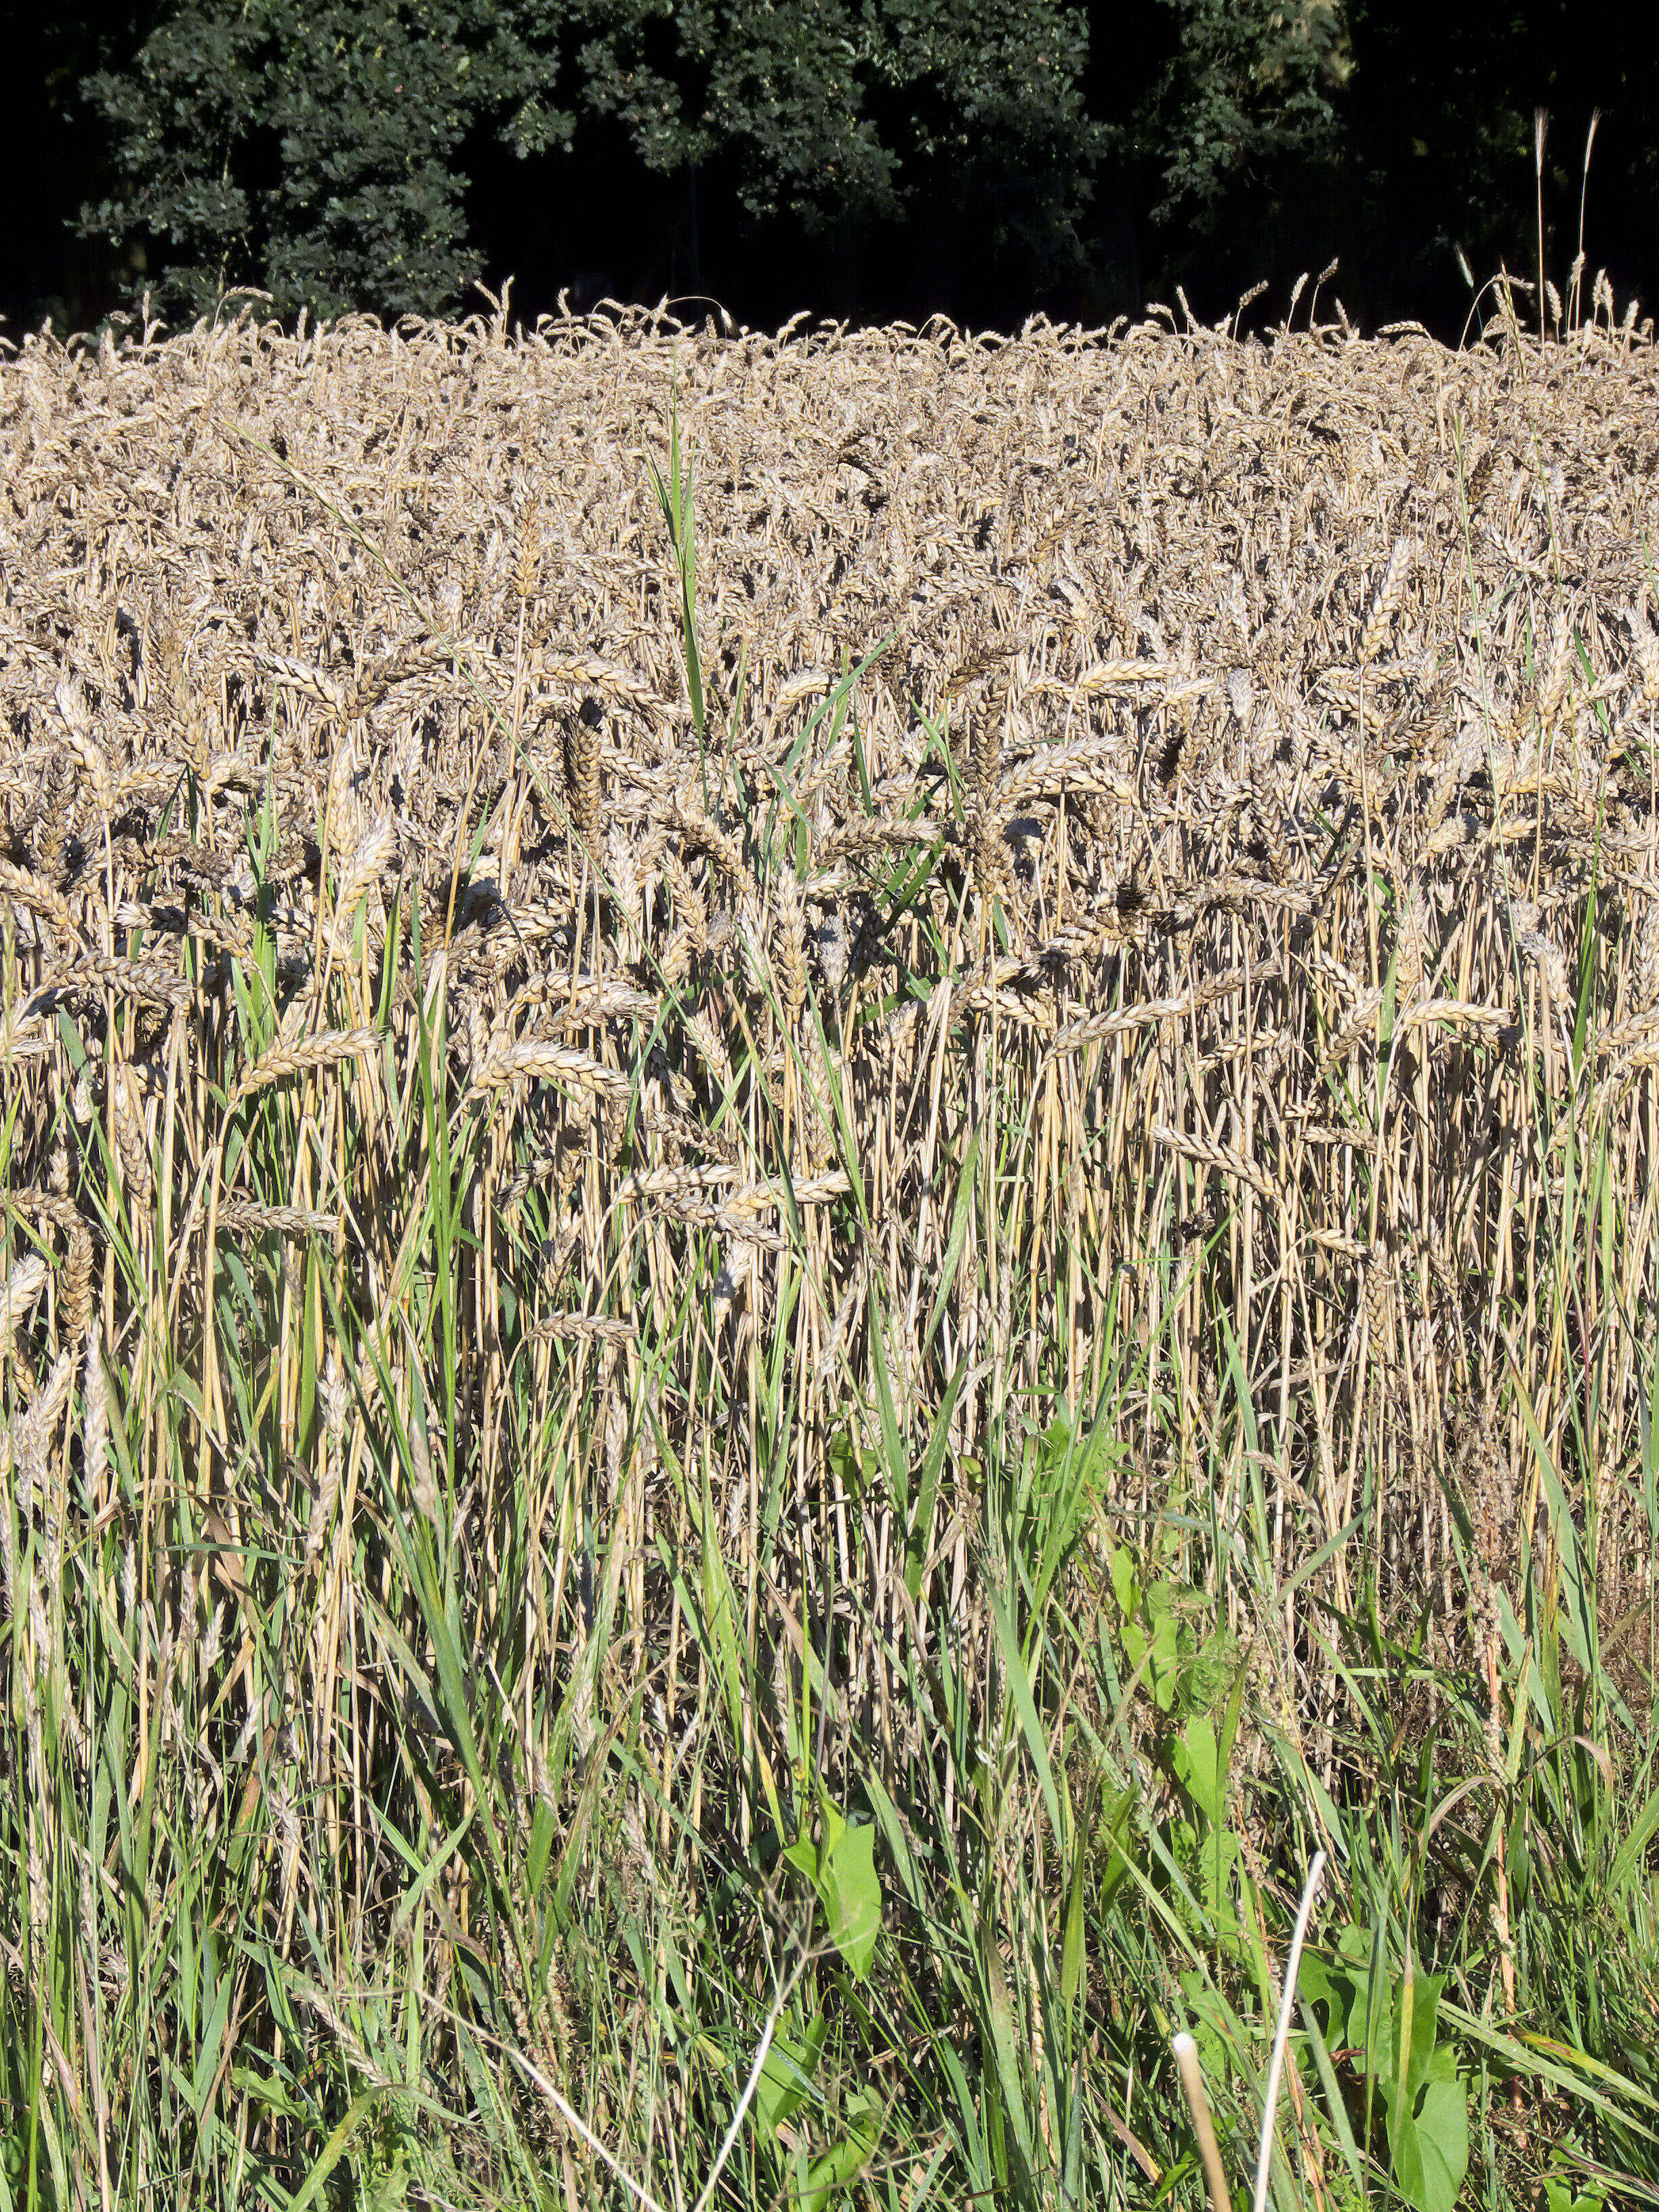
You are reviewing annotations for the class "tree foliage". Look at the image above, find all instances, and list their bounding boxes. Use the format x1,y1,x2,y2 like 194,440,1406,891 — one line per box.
78,0,1100,322
1342,0,1659,327
80,0,570,321
55,0,1659,335
1131,0,1347,234
577,0,1099,247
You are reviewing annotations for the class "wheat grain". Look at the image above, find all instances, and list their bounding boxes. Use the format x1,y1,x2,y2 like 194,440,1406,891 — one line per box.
227,1027,380,1113
1,1253,48,1340
111,1065,154,1208
0,859,84,951
60,1225,94,1347
218,1197,342,1239
45,952,195,1008
329,817,397,949
1358,538,1415,667
561,699,603,851
472,1035,632,1105
1152,1124,1280,1204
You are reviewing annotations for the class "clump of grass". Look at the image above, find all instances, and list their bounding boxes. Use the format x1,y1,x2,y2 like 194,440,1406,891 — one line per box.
0,293,1657,2208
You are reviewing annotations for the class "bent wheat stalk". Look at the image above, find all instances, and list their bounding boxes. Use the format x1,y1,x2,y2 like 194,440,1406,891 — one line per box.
1171,1849,1327,2212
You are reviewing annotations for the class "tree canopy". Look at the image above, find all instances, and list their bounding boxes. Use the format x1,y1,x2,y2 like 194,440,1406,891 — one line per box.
70,0,1103,325
5,0,1650,337
78,1,562,322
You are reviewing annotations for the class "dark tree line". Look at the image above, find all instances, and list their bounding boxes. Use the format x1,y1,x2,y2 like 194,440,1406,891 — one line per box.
3,0,1656,342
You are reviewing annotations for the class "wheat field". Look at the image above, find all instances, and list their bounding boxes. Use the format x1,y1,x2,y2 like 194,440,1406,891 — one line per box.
3,285,1659,2207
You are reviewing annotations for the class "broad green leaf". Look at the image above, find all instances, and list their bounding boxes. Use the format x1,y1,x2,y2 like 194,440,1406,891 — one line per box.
1172,1712,1226,1828
1392,2069,1469,2212
819,1802,881,1980
800,2091,880,2212
756,2018,827,2145
786,1802,881,1980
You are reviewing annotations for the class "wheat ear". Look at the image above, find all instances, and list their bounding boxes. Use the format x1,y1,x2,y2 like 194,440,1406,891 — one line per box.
226,1027,380,1114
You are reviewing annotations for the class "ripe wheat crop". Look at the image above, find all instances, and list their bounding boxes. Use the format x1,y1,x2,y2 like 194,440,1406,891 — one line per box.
3,285,1659,2205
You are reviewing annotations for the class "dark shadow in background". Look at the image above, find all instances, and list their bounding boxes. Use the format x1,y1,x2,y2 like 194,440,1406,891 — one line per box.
0,0,133,336
2,0,1656,346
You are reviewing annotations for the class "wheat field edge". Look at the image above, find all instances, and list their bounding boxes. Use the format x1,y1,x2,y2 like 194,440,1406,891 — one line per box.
1,292,1658,2207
